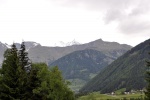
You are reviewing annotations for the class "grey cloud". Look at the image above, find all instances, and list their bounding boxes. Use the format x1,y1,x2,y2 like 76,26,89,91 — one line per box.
119,19,150,34
129,0,150,16
54,0,134,10
53,0,150,35
103,9,125,24
118,0,150,34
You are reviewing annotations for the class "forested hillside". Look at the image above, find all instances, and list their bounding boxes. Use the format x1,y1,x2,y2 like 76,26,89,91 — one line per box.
50,49,115,80
80,39,150,93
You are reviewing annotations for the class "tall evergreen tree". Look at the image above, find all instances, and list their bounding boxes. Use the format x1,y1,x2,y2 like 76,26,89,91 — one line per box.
18,42,31,72
18,42,32,99
0,44,20,99
0,43,32,99
145,50,150,99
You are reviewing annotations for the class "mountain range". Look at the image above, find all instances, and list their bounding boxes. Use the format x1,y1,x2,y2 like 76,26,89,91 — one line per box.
80,38,150,93
28,39,131,64
0,39,132,91
0,39,131,68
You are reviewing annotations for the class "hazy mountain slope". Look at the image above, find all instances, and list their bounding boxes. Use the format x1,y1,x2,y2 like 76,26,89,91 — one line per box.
28,39,132,64
80,38,150,93
0,42,7,64
49,49,116,92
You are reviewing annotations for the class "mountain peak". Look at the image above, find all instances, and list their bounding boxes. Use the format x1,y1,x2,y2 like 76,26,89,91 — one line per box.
95,38,103,42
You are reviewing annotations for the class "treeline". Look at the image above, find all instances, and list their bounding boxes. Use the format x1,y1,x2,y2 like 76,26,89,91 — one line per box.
0,42,75,100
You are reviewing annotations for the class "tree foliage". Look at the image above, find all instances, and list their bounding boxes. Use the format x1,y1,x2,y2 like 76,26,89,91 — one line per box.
0,43,75,100
29,63,75,100
145,50,150,99
0,44,20,99
18,42,31,72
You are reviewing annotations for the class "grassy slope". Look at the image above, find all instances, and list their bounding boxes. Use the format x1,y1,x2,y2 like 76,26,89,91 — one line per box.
77,92,145,100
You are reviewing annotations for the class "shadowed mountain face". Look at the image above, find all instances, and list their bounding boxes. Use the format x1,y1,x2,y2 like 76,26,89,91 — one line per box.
49,49,117,92
49,49,115,80
80,38,150,93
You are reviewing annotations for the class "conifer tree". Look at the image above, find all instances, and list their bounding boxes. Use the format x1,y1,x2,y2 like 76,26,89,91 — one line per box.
24,63,41,99
18,42,31,72
0,44,20,99
18,42,31,99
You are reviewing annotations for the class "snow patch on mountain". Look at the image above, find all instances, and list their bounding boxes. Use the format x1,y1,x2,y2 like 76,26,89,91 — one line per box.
5,43,11,48
24,42,40,51
54,40,81,47
33,43,39,47
2,42,41,51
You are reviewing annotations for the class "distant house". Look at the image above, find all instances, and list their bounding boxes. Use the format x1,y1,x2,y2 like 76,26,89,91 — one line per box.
111,92,115,95
124,92,130,95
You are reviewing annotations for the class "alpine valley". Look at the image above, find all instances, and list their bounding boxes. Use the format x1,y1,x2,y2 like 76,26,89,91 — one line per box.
0,39,132,92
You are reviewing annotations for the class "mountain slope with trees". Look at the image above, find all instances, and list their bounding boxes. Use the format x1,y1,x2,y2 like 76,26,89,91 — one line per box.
49,49,116,91
50,49,115,80
80,38,150,93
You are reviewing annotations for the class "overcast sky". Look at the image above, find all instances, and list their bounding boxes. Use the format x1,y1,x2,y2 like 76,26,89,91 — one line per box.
0,0,150,46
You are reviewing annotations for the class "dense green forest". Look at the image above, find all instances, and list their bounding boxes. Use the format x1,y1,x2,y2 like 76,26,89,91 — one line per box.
0,42,75,100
